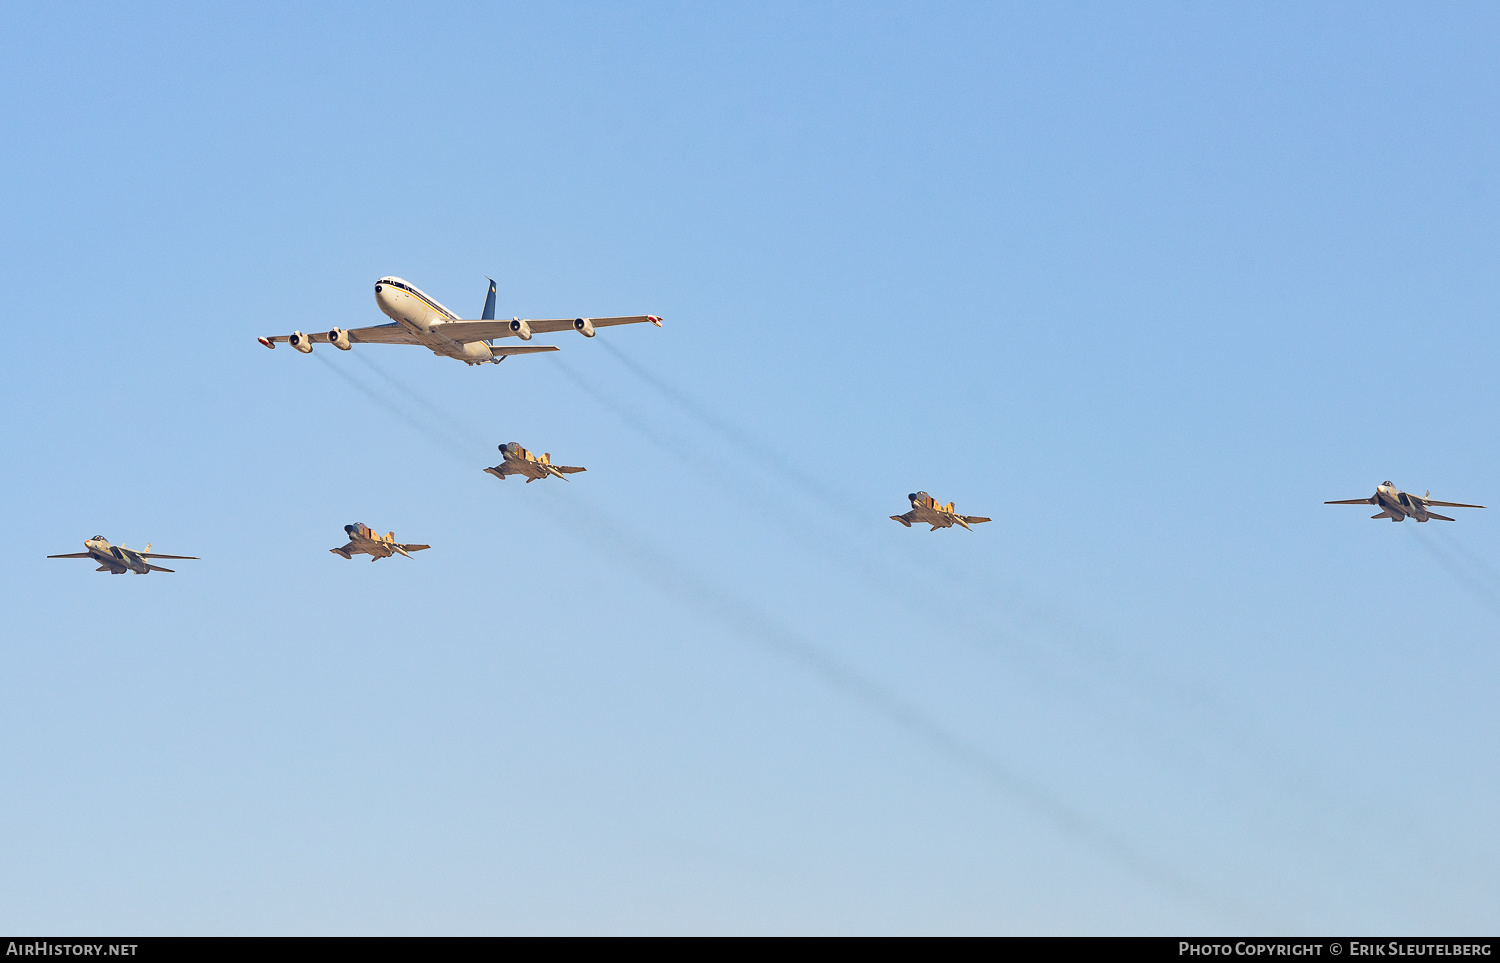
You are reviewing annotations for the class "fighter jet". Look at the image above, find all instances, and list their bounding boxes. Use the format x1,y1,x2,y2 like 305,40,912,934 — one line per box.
330,522,430,561
48,535,198,574
484,442,586,483
891,492,991,531
1325,481,1485,522
257,276,662,366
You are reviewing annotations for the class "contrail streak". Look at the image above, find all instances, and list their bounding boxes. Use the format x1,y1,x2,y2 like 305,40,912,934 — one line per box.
528,484,1269,929
314,353,472,466
600,340,852,515
1411,526,1500,616
350,351,490,450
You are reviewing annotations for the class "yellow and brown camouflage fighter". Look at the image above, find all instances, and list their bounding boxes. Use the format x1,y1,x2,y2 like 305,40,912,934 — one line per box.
330,522,430,561
484,442,586,483
891,492,991,532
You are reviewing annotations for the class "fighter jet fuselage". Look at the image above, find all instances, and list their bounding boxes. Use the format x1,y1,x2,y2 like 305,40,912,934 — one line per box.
891,492,991,531
484,442,586,483
1325,481,1485,522
330,522,430,561
47,536,197,574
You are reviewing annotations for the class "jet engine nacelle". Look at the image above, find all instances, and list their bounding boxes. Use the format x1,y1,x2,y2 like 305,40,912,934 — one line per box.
289,331,314,354
573,317,596,337
328,328,352,350
509,318,532,341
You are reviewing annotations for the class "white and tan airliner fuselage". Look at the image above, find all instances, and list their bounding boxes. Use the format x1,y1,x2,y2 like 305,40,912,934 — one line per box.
374,277,495,364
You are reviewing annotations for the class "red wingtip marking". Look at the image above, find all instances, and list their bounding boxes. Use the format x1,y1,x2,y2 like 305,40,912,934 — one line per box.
649,316,662,326
258,337,274,349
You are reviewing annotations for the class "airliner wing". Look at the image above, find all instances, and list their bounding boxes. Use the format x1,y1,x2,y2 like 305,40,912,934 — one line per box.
260,323,420,346
489,345,560,356
435,316,663,341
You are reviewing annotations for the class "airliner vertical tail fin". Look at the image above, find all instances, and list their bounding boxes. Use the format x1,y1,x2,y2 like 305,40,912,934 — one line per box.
481,277,497,321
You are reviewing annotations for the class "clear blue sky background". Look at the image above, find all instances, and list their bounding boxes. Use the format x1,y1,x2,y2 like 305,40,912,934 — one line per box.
3,1,1498,935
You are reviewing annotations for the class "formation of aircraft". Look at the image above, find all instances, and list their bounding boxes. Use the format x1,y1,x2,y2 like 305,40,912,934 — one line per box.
1325,481,1485,522
329,522,430,561
256,276,662,366
59,273,1498,576
485,442,586,483
891,492,991,532
48,536,198,574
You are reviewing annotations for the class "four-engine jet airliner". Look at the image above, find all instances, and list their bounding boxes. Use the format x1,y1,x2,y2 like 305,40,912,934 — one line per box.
484,442,586,483
891,492,991,531
330,522,430,560
48,536,198,574
1325,481,1485,522
258,277,662,366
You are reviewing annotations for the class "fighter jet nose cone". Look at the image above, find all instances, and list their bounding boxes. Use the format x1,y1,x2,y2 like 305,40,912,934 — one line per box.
345,524,356,534
908,493,919,502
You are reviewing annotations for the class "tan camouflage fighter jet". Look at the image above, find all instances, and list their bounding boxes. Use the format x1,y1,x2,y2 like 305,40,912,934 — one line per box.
484,442,586,483
1325,481,1485,522
48,535,198,574
891,492,991,531
330,522,430,561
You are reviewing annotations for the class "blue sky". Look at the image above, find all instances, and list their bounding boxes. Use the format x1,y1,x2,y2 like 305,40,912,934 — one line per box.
2,1,1498,934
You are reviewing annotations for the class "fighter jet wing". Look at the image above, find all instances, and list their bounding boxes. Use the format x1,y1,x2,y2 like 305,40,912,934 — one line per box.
960,515,991,525
145,564,177,573
47,553,92,558
890,512,915,527
431,316,663,341
1425,500,1485,509
141,553,199,560
1425,512,1457,521
1324,498,1375,505
260,323,421,346
397,544,430,553
552,465,586,474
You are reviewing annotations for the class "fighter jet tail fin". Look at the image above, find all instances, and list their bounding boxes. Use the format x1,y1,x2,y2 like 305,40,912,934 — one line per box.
144,564,175,573
1371,511,1394,519
1426,512,1457,522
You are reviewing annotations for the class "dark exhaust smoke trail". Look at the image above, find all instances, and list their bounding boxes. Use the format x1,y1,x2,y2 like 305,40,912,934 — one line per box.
314,353,473,467
350,351,490,450
589,347,1414,888
1410,526,1500,616
599,340,852,516
1429,524,1500,585
528,485,1268,929
550,357,859,552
